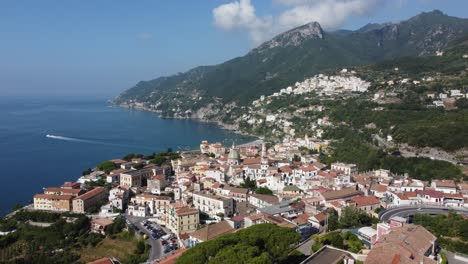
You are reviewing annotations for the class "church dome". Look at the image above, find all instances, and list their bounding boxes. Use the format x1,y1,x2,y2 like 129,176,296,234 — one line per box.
228,148,240,160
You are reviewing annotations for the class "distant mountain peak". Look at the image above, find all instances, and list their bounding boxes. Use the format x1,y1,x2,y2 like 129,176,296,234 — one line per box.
255,21,323,51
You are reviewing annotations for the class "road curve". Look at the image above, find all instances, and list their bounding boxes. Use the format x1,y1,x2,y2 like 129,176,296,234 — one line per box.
379,206,468,222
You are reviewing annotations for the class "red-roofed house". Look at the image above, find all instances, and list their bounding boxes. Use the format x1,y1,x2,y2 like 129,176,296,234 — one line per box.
348,195,381,213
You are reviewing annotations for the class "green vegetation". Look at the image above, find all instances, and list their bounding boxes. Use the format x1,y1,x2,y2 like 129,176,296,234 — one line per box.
324,208,378,232
123,153,144,161
255,187,273,195
148,150,180,166
176,223,301,264
79,231,150,264
240,177,257,190
311,231,364,253
97,160,117,174
116,11,468,110
0,211,149,264
0,211,97,263
413,212,468,254
322,126,464,181
338,207,379,229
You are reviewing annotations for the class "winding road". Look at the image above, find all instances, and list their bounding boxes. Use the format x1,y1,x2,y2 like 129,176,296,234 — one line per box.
379,206,468,222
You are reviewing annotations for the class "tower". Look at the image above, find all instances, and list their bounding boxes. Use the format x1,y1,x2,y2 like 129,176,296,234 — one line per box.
260,143,268,177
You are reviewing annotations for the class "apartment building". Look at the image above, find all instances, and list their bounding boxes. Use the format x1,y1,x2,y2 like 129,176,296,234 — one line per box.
192,192,234,219
72,187,108,213
33,194,73,211
166,205,200,234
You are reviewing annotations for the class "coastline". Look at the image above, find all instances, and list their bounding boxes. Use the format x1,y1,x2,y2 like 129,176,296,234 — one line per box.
116,103,261,142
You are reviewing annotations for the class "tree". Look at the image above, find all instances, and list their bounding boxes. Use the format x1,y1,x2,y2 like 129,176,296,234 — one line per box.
123,153,143,161
135,240,146,254
240,177,257,190
255,187,273,195
132,163,145,170
97,161,117,174
176,224,300,264
456,98,468,109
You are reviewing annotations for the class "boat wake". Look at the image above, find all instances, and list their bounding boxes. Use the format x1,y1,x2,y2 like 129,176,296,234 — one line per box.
45,134,153,150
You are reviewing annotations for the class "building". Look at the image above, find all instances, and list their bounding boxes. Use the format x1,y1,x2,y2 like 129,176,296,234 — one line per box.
188,220,234,247
192,192,234,219
147,175,167,194
109,185,130,210
366,224,437,264
91,217,114,235
431,180,457,194
72,187,108,213
348,195,381,213
320,188,363,203
249,194,280,208
44,187,83,197
166,205,199,234
33,194,73,211
128,193,171,216
331,162,357,175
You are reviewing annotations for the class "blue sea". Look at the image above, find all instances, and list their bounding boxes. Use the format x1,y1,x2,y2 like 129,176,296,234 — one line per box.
0,96,253,216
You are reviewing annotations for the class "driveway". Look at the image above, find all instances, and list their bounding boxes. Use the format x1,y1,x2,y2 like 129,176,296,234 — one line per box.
296,238,315,256
125,214,163,262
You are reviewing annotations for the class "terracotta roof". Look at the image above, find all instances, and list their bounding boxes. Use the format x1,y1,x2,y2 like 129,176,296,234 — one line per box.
243,157,261,165
300,165,319,172
433,180,456,188
367,224,437,264
370,184,388,193
312,213,326,223
416,189,444,198
190,220,234,242
61,181,81,188
175,206,198,216
88,257,115,264
350,195,380,207
74,187,105,201
444,193,464,199
250,194,279,205
279,166,293,173
293,213,311,225
321,188,362,201
45,187,82,195
34,194,73,200
230,215,244,222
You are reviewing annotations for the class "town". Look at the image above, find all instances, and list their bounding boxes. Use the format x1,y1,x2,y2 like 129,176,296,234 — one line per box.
14,137,468,264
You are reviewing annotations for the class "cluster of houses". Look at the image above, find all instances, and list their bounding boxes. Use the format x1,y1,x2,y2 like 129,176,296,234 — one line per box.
31,139,468,264
252,70,370,108
428,89,468,109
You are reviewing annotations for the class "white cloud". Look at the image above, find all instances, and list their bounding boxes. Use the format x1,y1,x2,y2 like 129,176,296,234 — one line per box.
278,0,380,30
213,0,273,44
213,0,385,45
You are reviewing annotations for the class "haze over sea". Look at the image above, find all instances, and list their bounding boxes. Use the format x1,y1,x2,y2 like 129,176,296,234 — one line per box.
0,96,253,216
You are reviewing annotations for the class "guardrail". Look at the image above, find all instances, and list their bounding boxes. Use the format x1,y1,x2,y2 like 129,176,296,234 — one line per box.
379,204,468,219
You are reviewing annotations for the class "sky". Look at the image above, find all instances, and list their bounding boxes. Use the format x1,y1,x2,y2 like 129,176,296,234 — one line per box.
0,0,466,98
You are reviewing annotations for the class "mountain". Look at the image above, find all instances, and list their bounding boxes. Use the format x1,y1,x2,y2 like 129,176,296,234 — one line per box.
114,10,468,117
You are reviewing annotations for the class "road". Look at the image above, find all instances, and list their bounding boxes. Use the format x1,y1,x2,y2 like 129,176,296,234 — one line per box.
125,214,163,262
379,206,468,222
296,238,315,256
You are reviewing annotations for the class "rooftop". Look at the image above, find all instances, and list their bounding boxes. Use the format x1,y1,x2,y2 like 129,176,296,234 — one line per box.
189,220,234,242
74,187,105,201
